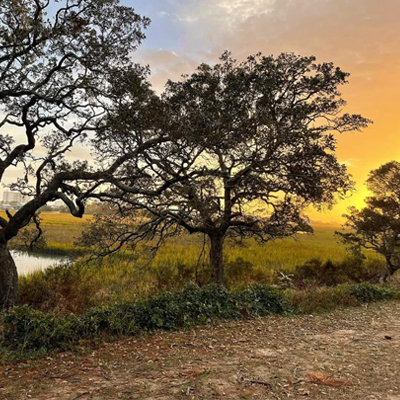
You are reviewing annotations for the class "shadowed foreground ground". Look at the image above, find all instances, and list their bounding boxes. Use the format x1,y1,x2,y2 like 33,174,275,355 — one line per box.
1,302,400,400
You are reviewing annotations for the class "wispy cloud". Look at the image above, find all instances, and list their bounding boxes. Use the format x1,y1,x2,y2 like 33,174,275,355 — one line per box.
177,0,275,25
158,11,170,17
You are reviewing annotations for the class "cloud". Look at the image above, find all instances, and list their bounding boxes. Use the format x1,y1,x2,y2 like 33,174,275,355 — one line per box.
177,0,274,26
135,48,199,93
142,0,400,110
175,0,400,67
138,0,400,96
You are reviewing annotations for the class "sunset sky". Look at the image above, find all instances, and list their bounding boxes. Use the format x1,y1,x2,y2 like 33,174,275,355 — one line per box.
127,0,400,223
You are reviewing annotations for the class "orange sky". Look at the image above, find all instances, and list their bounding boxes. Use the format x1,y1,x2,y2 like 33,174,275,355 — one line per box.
134,0,400,222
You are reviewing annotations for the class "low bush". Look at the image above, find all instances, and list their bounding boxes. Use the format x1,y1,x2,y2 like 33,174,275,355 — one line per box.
2,283,398,355
1,306,82,351
1,284,287,352
292,257,386,287
239,283,293,316
80,303,139,337
349,283,396,303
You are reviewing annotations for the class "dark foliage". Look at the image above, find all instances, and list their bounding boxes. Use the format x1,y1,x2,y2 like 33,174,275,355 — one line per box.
239,283,292,316
2,283,398,355
1,284,289,352
349,283,394,303
337,161,400,278
293,257,386,286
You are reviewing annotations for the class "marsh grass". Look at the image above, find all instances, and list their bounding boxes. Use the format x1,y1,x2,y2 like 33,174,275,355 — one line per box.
2,212,91,251
5,213,382,270
13,215,387,313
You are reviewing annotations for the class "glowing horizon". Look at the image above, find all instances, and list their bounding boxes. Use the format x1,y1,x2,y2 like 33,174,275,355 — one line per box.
128,0,400,223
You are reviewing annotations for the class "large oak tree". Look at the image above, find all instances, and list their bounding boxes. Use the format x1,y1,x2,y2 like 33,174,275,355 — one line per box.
0,0,166,309
83,52,371,285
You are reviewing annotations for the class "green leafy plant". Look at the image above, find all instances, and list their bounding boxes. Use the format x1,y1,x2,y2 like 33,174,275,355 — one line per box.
1,283,398,356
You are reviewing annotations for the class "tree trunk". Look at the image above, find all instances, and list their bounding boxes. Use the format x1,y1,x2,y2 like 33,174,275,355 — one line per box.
0,243,18,310
385,256,398,279
210,234,225,286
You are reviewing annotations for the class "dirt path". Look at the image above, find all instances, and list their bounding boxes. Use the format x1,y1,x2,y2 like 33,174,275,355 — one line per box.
1,301,400,400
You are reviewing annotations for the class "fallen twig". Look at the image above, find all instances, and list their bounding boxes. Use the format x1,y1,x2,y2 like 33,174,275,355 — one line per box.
249,379,272,388
101,370,113,381
307,372,352,387
47,373,75,380
71,392,90,400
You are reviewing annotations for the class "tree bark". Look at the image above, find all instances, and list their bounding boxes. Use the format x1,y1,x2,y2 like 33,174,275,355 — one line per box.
0,243,18,310
385,256,398,278
209,234,225,286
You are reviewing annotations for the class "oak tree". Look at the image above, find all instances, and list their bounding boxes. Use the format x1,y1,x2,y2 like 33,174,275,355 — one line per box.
84,52,370,285
0,0,164,308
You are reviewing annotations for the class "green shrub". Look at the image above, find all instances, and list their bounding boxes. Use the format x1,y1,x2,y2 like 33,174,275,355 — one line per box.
2,283,399,355
80,303,138,337
134,290,187,331
192,284,241,319
240,283,293,316
132,284,240,330
293,257,386,287
1,305,82,351
1,283,286,352
349,283,393,303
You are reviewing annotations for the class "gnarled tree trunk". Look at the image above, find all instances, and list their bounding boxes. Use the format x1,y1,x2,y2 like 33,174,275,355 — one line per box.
0,243,18,310
209,234,225,286
383,255,399,281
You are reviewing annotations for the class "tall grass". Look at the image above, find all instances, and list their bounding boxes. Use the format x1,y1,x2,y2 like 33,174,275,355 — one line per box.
18,255,387,314
12,215,388,313
3,212,91,251
6,213,383,269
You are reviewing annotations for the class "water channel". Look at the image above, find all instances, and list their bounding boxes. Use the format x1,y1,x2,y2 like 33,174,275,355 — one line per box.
11,251,70,275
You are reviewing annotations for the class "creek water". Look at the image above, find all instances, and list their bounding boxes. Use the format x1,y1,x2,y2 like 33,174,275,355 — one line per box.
11,251,70,276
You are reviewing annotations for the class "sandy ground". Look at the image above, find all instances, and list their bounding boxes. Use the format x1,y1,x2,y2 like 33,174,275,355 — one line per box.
1,301,400,400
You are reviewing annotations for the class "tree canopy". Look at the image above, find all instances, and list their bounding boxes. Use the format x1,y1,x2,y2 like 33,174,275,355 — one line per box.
337,161,400,278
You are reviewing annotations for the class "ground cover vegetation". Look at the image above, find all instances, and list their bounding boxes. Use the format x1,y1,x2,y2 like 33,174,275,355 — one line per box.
1,282,399,360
